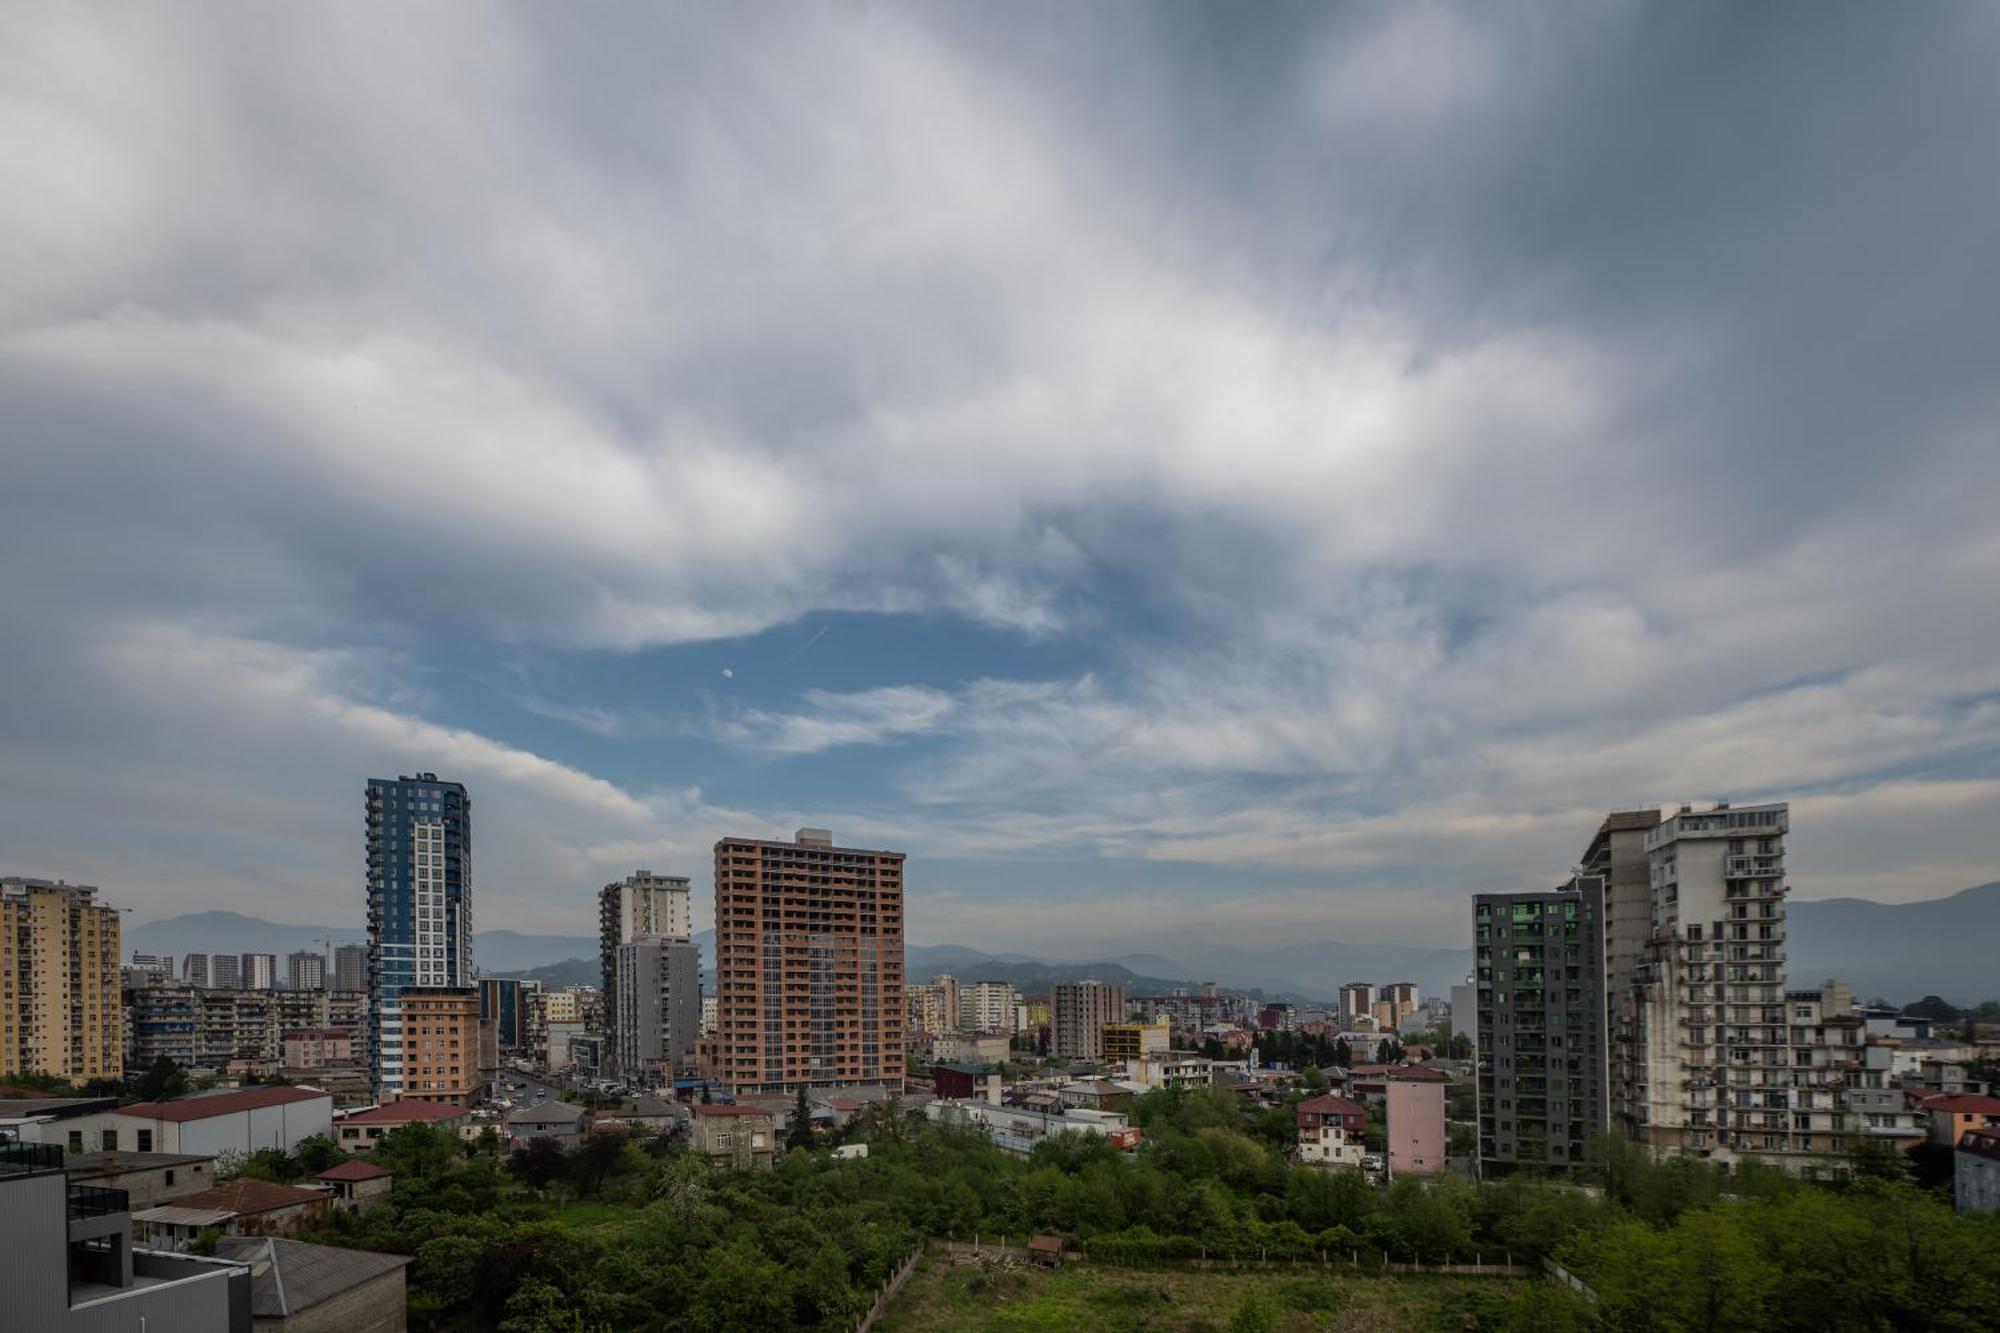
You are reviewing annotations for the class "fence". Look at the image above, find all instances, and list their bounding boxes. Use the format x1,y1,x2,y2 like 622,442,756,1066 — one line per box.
853,1248,923,1333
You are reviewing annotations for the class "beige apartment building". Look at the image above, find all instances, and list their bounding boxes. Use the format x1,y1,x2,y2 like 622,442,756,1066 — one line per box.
713,829,905,1095
1,877,123,1081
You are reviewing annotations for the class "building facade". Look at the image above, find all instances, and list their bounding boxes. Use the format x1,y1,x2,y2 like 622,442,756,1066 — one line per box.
239,953,276,991
333,943,368,994
478,976,539,1053
365,773,472,1099
285,950,327,991
1051,981,1126,1061
1338,983,1375,1019
613,936,701,1084
959,981,1020,1034
398,986,478,1106
713,829,905,1094
599,870,692,1076
1616,802,1804,1165
1473,875,1608,1173
1,877,122,1082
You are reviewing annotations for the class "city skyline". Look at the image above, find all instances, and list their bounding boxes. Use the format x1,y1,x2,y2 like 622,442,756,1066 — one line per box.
6,6,2000,955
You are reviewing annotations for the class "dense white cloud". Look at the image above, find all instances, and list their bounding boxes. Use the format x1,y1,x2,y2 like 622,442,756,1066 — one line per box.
2,4,1997,944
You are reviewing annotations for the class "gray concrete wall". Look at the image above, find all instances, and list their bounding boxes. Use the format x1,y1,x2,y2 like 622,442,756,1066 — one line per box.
0,1172,72,1333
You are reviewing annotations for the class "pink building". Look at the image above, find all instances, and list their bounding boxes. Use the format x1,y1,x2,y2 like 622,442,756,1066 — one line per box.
1384,1072,1445,1177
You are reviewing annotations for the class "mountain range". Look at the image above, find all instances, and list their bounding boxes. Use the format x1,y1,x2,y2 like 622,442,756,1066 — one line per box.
127,881,2000,1006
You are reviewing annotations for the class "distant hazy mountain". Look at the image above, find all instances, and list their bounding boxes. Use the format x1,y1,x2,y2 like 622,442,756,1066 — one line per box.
127,911,594,975
131,882,1999,1005
1787,882,1999,1004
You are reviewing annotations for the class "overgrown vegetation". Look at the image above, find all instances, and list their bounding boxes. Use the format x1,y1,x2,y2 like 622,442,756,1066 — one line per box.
275,1084,2000,1331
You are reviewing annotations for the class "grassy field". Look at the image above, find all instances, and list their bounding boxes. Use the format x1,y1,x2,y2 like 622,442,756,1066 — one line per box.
872,1255,1520,1333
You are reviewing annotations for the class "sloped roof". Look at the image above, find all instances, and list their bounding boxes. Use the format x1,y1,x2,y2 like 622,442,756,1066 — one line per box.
1960,1128,2000,1162
174,1178,327,1215
315,1159,392,1182
337,1099,465,1125
213,1237,410,1318
120,1086,327,1121
1922,1093,2000,1114
1296,1094,1365,1118
506,1100,586,1124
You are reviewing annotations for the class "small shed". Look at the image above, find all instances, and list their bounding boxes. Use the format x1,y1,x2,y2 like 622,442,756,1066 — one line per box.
1028,1234,1064,1268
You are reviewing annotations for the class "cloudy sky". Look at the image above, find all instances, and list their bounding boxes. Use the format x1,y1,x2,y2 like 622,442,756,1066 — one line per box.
5,4,1998,956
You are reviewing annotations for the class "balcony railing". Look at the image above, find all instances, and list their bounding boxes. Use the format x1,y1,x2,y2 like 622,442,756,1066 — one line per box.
68,1184,129,1220
0,1141,64,1174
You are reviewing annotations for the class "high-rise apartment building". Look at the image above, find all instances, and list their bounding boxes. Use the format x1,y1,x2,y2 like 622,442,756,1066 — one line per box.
181,953,211,987
930,974,960,1035
599,871,692,1075
1338,983,1375,1018
333,943,368,993
365,773,473,1099
211,954,246,989
713,828,904,1094
1579,809,1661,1048
1473,875,1609,1173
1051,981,1125,1061
614,936,701,1084
959,981,1020,1034
240,953,277,991
1615,801,1801,1165
905,982,949,1035
399,985,479,1106
0,878,122,1081
287,950,327,991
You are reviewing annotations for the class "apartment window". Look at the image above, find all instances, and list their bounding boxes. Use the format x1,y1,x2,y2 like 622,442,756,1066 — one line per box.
137,1130,153,1152
101,1129,118,1151
68,1130,83,1151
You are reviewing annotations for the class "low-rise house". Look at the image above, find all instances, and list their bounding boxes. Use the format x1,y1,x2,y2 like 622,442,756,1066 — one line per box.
928,1098,1138,1156
63,1151,218,1208
334,1099,469,1153
1295,1094,1367,1169
0,1093,121,1149
316,1158,395,1212
688,1104,775,1170
506,1100,588,1148
66,1086,335,1158
214,1235,412,1332
1058,1080,1135,1112
133,1178,331,1250
1957,1128,2000,1214
1919,1092,2000,1147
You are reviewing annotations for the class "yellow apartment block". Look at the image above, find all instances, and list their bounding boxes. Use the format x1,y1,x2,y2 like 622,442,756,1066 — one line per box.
1,877,123,1082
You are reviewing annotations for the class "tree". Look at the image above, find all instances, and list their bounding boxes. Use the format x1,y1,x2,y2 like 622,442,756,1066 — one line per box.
1300,1065,1328,1092
133,1055,188,1103
787,1085,816,1152
294,1135,342,1174
1332,1038,1352,1068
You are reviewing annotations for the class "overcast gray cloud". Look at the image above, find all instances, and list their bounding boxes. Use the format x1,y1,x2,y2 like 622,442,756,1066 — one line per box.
2,3,1997,946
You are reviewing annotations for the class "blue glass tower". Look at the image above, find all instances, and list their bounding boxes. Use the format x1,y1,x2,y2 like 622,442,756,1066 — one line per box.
366,773,472,1097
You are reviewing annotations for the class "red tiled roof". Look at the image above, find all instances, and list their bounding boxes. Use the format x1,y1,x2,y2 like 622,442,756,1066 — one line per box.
1922,1093,2000,1114
691,1104,771,1118
177,1179,328,1214
1296,1094,1365,1117
337,1099,466,1125
121,1086,328,1121
1385,1066,1451,1082
316,1159,392,1182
